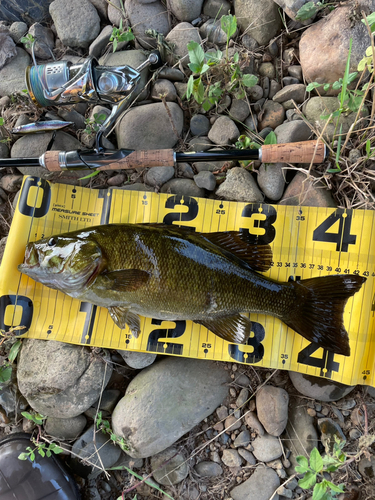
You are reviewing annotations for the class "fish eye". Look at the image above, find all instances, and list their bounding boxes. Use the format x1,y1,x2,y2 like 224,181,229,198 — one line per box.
48,237,57,247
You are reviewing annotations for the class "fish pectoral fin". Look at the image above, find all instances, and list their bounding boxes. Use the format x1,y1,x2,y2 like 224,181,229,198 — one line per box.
194,314,251,344
108,306,141,337
201,231,272,272
103,269,150,292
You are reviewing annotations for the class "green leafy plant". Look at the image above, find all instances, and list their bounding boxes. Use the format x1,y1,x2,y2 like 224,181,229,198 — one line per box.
295,438,346,500
18,439,63,461
96,411,129,452
186,15,258,111
0,333,23,386
84,112,107,137
110,19,134,52
235,131,276,168
21,411,46,426
295,1,336,21
20,33,35,49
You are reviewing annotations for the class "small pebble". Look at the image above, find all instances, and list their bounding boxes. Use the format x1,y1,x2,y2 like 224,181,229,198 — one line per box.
225,415,241,432
321,407,329,416
307,408,316,417
221,449,243,467
349,428,361,439
217,406,229,420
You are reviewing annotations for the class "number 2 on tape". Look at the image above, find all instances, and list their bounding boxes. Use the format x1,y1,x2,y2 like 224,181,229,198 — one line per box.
313,209,356,252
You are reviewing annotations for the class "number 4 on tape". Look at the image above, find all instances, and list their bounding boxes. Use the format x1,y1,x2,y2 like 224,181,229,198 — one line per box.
313,209,356,252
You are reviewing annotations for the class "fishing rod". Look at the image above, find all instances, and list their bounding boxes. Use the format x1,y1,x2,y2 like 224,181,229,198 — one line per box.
2,140,326,173
1,47,326,173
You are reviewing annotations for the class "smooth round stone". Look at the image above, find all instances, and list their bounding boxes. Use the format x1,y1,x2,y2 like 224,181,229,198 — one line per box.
188,136,213,151
45,415,87,440
259,62,276,79
268,39,279,56
151,79,177,102
272,84,306,104
252,433,283,462
289,371,355,402
178,162,194,179
234,430,251,448
349,428,361,440
145,166,175,187
194,461,223,477
151,447,188,485
242,34,259,51
229,99,250,122
237,448,256,465
215,167,263,203
318,418,346,453
160,178,206,197
258,163,285,201
288,65,303,80
244,114,258,132
258,101,285,130
190,114,210,136
256,385,289,437
245,411,265,436
247,85,263,101
194,171,216,191
208,116,240,145
230,467,280,500
158,67,185,82
221,449,242,467
236,388,249,407
118,350,157,369
98,389,121,412
269,79,282,99
262,76,270,99
358,456,375,478
225,415,241,432
282,76,300,85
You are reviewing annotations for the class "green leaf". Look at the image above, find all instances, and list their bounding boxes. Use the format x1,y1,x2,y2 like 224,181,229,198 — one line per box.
326,481,344,493
306,82,322,91
8,340,22,363
200,63,210,75
323,84,331,91
295,455,309,471
340,38,353,109
186,75,194,99
362,12,375,30
0,117,4,126
188,62,201,74
347,72,358,84
332,80,342,90
78,170,100,180
233,52,239,63
0,365,12,384
221,14,237,38
312,482,328,500
299,471,317,490
310,448,324,473
112,38,118,52
295,1,318,21
187,41,204,67
202,99,212,112
51,444,63,454
21,411,33,421
242,74,258,88
264,131,277,145
38,448,45,457
18,453,29,460
30,451,35,461
366,139,371,156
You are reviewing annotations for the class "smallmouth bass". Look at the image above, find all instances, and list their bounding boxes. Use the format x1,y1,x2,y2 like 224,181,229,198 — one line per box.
18,224,366,356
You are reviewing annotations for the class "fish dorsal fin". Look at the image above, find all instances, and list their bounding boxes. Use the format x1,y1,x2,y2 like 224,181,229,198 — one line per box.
202,231,272,272
108,306,141,337
194,314,252,344
102,269,150,292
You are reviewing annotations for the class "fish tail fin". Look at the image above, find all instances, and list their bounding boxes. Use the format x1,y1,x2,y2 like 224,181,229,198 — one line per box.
283,275,366,356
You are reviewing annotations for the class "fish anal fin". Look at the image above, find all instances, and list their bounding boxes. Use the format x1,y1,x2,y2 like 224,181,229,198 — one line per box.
108,306,141,337
283,274,366,357
103,269,150,292
195,314,251,344
202,231,272,272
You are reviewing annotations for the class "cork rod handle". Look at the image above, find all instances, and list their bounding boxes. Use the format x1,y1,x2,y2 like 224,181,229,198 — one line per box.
97,149,175,171
261,140,326,164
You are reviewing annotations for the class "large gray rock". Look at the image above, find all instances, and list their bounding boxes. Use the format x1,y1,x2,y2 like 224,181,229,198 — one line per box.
71,424,122,475
17,340,112,418
169,0,204,21
112,357,230,458
279,171,336,207
12,131,90,185
27,23,55,60
231,466,280,500
304,96,368,141
49,0,101,48
0,48,30,97
117,102,183,150
166,22,201,68
274,120,312,144
252,433,283,462
99,50,149,101
288,371,355,402
300,1,375,93
234,0,282,46
256,385,289,437
258,163,285,201
151,447,189,485
125,0,170,49
283,396,318,469
0,30,17,70
208,116,240,145
45,415,87,440
216,167,264,202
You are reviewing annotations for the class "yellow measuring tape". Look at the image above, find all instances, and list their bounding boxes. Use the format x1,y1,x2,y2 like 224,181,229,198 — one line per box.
1,176,374,387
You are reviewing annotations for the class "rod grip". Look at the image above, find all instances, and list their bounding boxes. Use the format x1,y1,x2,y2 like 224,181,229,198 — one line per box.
261,140,326,164
98,149,175,171
43,151,62,171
